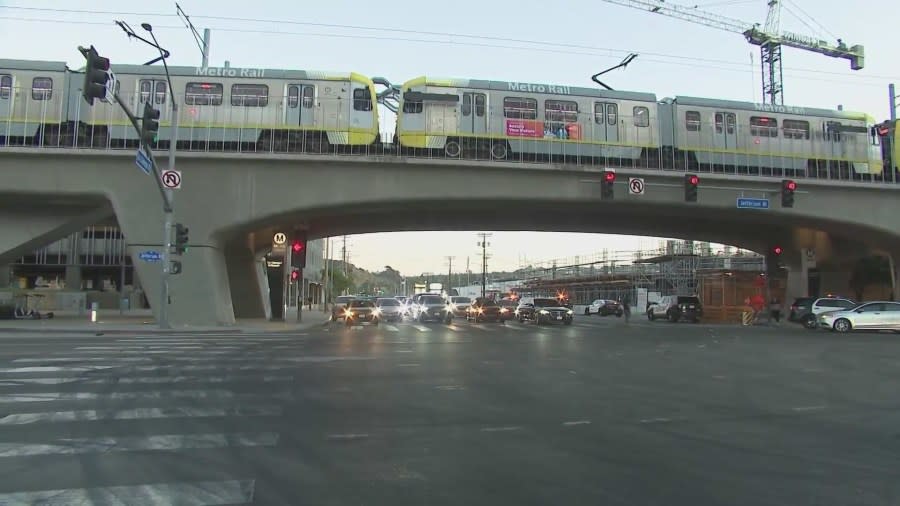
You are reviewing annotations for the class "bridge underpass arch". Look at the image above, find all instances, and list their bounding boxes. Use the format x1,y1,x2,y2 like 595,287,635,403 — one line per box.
3,149,900,326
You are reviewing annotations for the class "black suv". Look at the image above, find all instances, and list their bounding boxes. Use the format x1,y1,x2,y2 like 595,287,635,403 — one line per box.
417,295,451,323
516,297,574,325
654,295,703,323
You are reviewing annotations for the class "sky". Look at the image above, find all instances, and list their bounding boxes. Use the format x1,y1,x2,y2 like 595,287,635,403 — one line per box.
2,0,897,275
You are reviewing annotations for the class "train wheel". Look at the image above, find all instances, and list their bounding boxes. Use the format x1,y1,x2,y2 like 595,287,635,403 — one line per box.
444,140,461,158
490,142,508,160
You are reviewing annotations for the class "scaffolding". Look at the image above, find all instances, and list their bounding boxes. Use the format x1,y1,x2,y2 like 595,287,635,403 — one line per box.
511,240,766,305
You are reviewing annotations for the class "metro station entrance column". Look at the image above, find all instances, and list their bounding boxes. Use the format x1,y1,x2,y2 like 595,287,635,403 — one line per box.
784,248,813,303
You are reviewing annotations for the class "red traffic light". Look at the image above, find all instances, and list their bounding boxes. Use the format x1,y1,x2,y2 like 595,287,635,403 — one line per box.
784,180,797,192
688,175,699,186
290,270,300,281
773,246,783,255
603,171,616,182
291,241,304,253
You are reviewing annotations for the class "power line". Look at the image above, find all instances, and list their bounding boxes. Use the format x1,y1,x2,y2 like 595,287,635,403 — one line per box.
1,6,892,81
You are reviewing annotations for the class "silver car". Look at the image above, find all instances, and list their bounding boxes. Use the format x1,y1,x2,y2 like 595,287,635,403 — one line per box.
817,301,900,333
375,297,404,322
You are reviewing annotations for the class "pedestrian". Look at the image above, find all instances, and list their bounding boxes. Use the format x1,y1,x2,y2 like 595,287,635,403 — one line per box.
769,297,781,323
622,299,631,324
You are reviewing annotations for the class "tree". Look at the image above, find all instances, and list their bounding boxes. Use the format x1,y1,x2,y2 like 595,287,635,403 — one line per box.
849,256,891,301
322,268,355,300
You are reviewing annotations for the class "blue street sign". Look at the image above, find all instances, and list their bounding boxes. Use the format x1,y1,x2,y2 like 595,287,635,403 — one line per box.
736,197,770,209
135,149,152,175
138,251,162,262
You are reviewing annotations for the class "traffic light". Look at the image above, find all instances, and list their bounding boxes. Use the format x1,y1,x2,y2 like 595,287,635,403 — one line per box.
173,223,189,255
290,269,300,282
81,45,110,105
772,245,784,256
290,232,307,269
601,170,615,199
170,260,183,275
684,173,699,202
140,101,160,146
781,179,797,208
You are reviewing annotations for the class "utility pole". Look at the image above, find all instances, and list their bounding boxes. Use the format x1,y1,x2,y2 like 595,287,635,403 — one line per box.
477,233,492,299
446,256,455,295
341,236,348,274
466,257,470,286
890,83,897,122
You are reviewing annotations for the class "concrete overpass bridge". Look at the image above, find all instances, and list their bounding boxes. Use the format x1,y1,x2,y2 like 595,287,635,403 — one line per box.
1,147,899,327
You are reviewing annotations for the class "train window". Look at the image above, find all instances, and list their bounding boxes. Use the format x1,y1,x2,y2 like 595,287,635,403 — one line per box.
185,82,223,106
288,86,299,108
0,75,11,99
825,121,842,142
503,97,537,119
545,100,578,124
155,82,167,105
607,104,617,126
685,111,701,132
462,94,471,116
302,86,314,108
402,98,423,113
633,106,649,127
750,116,778,137
139,80,152,103
32,77,52,100
474,94,485,117
352,88,372,111
231,84,269,107
782,119,810,140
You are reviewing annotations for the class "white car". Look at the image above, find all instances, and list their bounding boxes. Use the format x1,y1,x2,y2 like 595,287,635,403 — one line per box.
817,301,900,333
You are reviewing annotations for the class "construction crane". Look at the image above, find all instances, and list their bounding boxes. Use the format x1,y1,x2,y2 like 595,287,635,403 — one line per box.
600,0,864,105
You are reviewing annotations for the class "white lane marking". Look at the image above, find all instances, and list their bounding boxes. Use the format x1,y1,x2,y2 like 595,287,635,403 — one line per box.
712,375,727,380
411,325,431,332
0,374,293,386
326,433,369,440
384,325,400,332
639,418,673,424
0,479,255,506
562,420,591,426
480,426,523,432
0,432,278,458
792,405,827,412
446,324,464,331
435,385,464,391
75,346,219,351
0,405,282,425
11,355,373,365
0,389,250,403
398,363,420,367
0,365,116,374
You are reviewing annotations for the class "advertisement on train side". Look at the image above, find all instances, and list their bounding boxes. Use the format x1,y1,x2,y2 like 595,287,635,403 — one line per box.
505,119,582,140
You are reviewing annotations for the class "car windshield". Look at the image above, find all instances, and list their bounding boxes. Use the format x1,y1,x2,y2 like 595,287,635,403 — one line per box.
336,296,355,304
349,300,375,308
475,298,498,306
376,298,400,306
422,296,444,304
677,296,701,304
451,297,471,304
534,298,561,307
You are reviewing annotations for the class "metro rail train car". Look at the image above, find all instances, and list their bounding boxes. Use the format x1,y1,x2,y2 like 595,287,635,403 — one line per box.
82,63,380,152
0,59,380,152
395,76,660,163
659,96,884,178
0,59,75,146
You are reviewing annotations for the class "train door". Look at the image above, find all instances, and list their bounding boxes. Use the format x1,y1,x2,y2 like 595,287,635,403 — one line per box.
460,92,487,136
824,121,846,160
137,79,169,122
0,74,12,122
713,112,737,148
285,84,315,127
592,102,619,142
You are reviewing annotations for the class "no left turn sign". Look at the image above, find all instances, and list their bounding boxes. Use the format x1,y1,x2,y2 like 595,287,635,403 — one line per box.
628,177,645,195
161,169,182,189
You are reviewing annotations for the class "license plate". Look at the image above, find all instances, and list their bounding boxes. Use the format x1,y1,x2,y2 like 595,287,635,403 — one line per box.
556,316,562,320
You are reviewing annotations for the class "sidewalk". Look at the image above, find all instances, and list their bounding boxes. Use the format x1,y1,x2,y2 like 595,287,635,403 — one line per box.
0,306,331,335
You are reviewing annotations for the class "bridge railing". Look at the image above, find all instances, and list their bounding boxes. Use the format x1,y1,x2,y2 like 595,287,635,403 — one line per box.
0,87,895,184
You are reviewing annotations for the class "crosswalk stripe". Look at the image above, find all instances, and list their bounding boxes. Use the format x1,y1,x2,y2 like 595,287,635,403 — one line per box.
411,325,431,332
384,325,399,332
0,389,273,403
0,405,282,425
0,432,278,457
12,355,370,365
0,479,255,506
0,374,294,386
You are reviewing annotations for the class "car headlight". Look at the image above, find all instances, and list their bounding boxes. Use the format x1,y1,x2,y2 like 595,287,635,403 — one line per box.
500,308,508,313
566,309,574,315
539,309,549,315
373,308,381,315
345,311,354,317
477,308,484,313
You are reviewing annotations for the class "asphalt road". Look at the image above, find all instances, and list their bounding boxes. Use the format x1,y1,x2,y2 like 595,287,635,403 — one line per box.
0,316,899,505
